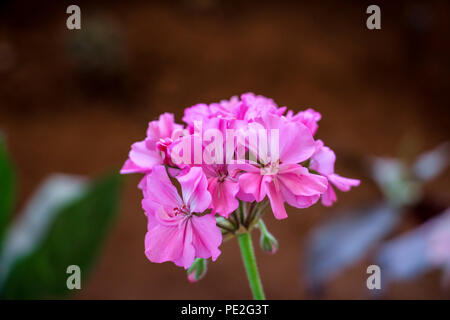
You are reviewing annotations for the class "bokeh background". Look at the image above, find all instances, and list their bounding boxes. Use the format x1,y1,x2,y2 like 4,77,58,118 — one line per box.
0,0,449,299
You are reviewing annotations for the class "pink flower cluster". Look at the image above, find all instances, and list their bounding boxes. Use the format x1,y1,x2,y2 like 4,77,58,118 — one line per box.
121,93,360,269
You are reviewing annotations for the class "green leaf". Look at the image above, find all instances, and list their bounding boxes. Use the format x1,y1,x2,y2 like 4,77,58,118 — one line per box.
1,173,122,299
0,138,15,256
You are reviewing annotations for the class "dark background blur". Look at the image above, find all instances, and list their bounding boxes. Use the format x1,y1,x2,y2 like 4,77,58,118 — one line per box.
0,0,449,299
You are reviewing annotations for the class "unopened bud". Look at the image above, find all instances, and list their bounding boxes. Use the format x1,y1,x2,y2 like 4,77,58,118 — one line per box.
258,219,278,254
187,258,207,282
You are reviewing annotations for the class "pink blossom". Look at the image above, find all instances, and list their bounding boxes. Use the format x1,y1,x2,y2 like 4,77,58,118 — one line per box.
121,93,361,272
203,164,240,218
309,140,360,206
237,114,328,219
142,165,222,269
120,113,184,177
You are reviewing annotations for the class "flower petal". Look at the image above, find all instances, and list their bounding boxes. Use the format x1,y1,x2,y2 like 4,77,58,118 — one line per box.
120,159,145,174
321,184,337,206
310,142,336,176
329,174,361,192
209,178,240,218
239,172,266,202
279,121,316,164
191,214,222,261
265,179,288,220
129,139,163,170
143,165,182,213
145,217,195,269
177,167,212,213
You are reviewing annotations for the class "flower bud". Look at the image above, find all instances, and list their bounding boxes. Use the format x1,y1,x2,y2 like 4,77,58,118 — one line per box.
187,258,208,282
258,220,278,254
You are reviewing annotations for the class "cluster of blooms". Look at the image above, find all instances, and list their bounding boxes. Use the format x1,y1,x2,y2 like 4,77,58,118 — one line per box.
121,93,360,269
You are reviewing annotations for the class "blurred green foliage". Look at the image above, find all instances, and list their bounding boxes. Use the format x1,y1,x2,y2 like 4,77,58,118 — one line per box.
1,173,122,299
0,138,15,256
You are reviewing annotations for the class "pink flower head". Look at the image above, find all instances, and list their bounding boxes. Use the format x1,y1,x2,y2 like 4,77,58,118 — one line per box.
309,140,360,206
237,113,328,219
120,113,184,179
142,165,222,269
120,93,361,276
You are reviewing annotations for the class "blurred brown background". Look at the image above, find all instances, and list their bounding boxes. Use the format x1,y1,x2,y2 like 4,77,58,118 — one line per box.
0,0,449,299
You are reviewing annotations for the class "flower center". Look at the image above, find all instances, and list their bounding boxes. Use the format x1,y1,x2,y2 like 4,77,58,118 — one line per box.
157,138,173,151
217,170,228,183
173,204,189,216
260,159,280,176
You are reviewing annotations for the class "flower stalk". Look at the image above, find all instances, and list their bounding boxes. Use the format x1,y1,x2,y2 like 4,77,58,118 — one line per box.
237,232,266,300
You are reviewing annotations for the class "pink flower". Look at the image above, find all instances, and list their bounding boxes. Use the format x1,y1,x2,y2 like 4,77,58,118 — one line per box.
120,93,361,275
120,113,184,176
237,114,328,219
142,165,222,269
203,164,240,218
309,140,360,206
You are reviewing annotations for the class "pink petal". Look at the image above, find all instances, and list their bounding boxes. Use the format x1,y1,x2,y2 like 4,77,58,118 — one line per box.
209,178,239,218
277,164,314,195
142,165,182,213
321,184,337,206
239,172,266,202
177,167,212,213
294,171,328,196
120,159,146,174
182,103,211,131
277,164,328,196
232,162,260,173
282,188,320,209
147,113,182,141
191,214,222,261
265,179,288,220
291,108,321,135
329,174,360,192
129,140,163,170
310,143,336,176
236,189,256,202
145,218,195,269
137,175,147,190
279,121,316,164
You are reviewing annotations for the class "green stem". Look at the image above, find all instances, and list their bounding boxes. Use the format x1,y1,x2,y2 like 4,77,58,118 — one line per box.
258,219,268,234
237,232,266,300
